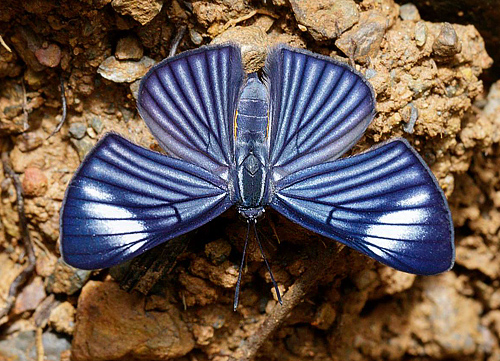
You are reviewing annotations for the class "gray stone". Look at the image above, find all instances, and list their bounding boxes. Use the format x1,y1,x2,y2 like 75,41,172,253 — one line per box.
432,22,462,59
399,3,421,21
0,330,71,361
68,122,87,139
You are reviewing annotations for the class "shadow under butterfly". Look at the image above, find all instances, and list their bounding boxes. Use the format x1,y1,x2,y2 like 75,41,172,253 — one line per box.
60,44,455,310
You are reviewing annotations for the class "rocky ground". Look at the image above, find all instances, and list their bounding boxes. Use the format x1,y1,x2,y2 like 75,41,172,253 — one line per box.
0,0,499,360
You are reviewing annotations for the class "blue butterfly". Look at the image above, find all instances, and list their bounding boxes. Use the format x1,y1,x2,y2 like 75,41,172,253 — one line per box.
60,44,455,307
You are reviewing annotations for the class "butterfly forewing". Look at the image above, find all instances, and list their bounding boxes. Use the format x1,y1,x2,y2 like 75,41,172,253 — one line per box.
60,134,234,269
265,46,376,181
271,139,454,274
137,44,244,178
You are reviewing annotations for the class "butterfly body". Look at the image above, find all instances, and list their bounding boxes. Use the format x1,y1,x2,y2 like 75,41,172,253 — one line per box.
60,44,454,278
234,73,270,219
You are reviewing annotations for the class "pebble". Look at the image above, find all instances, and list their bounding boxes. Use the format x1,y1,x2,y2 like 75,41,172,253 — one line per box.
0,330,71,361
48,301,76,335
115,36,143,60
45,258,91,295
433,22,462,59
290,0,359,41
71,281,195,361
399,3,421,21
15,131,44,152
415,21,428,47
34,43,62,68
336,10,387,63
70,138,94,161
97,55,155,83
111,0,164,25
190,28,203,46
90,116,104,134
22,166,48,197
68,122,87,139
12,276,47,315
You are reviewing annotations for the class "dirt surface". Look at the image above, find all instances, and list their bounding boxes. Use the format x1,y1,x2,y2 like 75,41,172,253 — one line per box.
0,0,499,360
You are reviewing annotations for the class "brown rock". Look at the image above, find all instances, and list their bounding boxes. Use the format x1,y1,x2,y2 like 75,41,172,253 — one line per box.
48,301,76,335
190,257,238,289
432,22,462,59
115,36,144,60
111,0,164,25
71,280,194,361
34,43,62,68
22,166,48,197
290,0,359,41
12,276,46,315
335,11,388,63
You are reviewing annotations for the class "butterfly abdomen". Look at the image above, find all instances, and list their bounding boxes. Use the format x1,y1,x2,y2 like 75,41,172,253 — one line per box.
234,74,270,218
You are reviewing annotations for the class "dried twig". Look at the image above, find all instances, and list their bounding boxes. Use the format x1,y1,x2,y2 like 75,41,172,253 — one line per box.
21,79,29,130
36,327,45,361
218,8,279,35
0,35,12,52
0,142,36,320
169,25,187,58
47,75,67,139
230,245,339,361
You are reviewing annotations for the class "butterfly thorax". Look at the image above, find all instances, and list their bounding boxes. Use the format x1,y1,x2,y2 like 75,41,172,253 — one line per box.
234,74,270,219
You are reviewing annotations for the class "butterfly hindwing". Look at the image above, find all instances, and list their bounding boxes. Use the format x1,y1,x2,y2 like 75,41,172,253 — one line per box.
60,133,234,269
265,46,376,181
271,139,454,275
137,44,245,178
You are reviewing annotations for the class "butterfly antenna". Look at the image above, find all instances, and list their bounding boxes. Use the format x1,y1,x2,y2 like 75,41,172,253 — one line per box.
253,220,282,305
234,220,251,311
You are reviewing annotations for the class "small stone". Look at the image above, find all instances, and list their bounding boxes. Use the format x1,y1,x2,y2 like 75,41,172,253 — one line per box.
0,330,71,361
415,21,427,47
97,55,155,83
45,258,92,295
34,43,62,67
71,281,195,361
192,324,214,346
336,10,387,64
432,22,462,59
111,0,164,25
22,166,48,197
15,131,44,152
190,29,203,45
290,0,359,41
90,116,104,134
129,79,141,100
115,36,144,60
70,138,94,161
399,3,420,21
49,301,76,335
12,276,46,315
68,122,87,139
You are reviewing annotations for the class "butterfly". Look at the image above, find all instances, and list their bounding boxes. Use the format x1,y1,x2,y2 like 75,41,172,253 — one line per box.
60,44,455,308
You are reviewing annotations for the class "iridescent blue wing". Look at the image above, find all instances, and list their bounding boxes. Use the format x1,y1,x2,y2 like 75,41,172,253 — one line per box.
137,44,244,179
265,46,375,180
60,133,234,269
271,139,454,275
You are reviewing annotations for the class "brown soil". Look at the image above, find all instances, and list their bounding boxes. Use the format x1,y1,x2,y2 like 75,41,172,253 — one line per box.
1,0,499,360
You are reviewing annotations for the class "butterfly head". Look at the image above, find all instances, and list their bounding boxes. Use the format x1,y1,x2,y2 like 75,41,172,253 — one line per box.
238,206,265,221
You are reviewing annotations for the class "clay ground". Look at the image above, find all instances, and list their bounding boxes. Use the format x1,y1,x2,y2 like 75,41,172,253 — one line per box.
1,0,500,360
